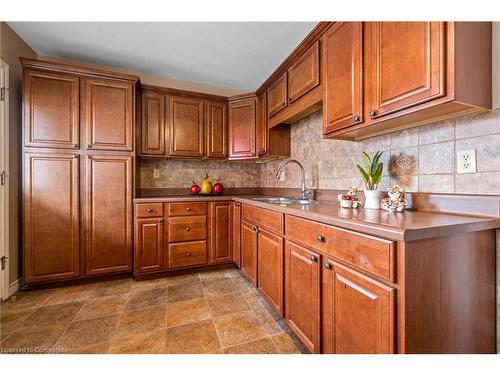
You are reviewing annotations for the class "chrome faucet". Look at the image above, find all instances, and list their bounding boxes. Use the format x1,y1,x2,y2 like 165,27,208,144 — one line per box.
276,159,312,202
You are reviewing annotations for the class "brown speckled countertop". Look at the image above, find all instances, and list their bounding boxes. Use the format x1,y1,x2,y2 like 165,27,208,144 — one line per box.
134,194,500,242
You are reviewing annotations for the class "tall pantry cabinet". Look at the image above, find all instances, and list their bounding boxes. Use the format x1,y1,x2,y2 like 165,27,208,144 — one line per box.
21,58,139,285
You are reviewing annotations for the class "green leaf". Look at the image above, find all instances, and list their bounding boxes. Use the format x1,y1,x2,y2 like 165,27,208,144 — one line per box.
372,162,384,186
361,152,371,170
371,151,383,175
355,164,370,188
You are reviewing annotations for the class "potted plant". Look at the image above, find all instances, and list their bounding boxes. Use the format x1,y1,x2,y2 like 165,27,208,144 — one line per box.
355,150,384,210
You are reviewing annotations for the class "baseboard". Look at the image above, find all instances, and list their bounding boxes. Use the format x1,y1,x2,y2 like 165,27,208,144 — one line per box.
9,278,20,296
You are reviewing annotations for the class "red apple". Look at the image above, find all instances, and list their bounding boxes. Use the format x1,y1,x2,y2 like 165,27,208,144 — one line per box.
212,179,224,194
190,181,200,194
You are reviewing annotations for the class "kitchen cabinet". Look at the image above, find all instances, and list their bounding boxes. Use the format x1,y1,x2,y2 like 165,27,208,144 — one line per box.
228,96,257,159
266,72,287,117
285,240,321,353
85,155,133,275
287,41,320,104
257,228,284,316
241,220,258,285
323,22,364,134
140,91,166,156
256,92,268,156
168,96,204,158
232,202,242,267
322,260,395,354
23,70,80,149
134,217,165,275
23,153,80,283
83,77,134,151
209,201,233,263
205,101,227,159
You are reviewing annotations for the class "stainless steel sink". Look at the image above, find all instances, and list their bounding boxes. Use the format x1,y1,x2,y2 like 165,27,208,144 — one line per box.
250,197,314,205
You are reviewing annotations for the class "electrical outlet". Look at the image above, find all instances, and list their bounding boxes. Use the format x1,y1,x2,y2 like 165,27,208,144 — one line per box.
153,169,160,179
457,149,477,174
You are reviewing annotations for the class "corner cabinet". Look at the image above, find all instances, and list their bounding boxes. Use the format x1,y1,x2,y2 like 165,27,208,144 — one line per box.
205,101,228,159
228,96,257,159
168,96,204,158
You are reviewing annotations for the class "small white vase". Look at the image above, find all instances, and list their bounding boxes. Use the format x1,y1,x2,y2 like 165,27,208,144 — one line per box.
364,190,383,210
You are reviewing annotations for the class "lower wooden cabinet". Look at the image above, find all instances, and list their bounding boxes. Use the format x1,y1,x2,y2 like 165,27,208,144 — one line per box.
209,202,232,263
241,220,258,285
322,259,395,354
134,217,165,275
232,202,242,267
257,229,284,316
285,240,321,353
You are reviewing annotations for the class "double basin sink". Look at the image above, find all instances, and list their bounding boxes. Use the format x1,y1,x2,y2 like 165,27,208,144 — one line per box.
250,196,315,206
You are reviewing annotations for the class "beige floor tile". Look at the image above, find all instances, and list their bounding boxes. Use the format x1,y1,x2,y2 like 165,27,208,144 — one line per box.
166,282,204,303
92,279,133,297
213,310,267,347
1,324,68,353
61,340,111,354
198,268,233,282
165,273,200,286
113,305,166,340
206,292,250,317
0,308,37,339
167,298,210,327
202,278,238,298
123,287,166,312
74,294,128,321
42,289,94,307
252,304,284,335
231,275,252,291
131,277,172,292
108,329,166,354
52,283,98,295
165,319,220,354
56,314,120,350
0,290,54,312
223,337,278,354
271,332,301,354
23,302,83,329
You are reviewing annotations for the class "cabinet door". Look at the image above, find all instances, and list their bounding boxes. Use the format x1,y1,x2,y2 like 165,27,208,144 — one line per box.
141,92,166,156
205,101,227,159
285,240,321,353
323,260,395,354
134,217,165,275
324,22,363,134
365,22,445,119
85,155,132,275
228,99,256,159
232,202,242,267
266,72,287,117
209,202,232,263
23,70,79,149
257,229,284,316
288,40,320,104
24,153,80,283
256,92,268,156
241,221,258,285
83,78,134,151
169,96,204,158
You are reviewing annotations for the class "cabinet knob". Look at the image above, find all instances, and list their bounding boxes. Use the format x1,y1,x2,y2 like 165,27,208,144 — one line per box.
186,207,191,211
324,263,332,270
87,144,92,149
158,218,164,223
186,252,191,257
310,255,317,263
316,235,324,243
369,110,377,117
353,115,360,122
147,208,154,213
185,226,191,231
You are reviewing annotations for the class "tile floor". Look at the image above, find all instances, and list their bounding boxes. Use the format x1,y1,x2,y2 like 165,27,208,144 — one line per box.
0,266,308,354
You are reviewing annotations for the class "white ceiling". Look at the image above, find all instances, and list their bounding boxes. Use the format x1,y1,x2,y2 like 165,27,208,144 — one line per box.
8,22,318,92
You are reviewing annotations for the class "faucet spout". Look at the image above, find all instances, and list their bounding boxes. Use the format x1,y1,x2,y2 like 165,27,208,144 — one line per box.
275,159,312,202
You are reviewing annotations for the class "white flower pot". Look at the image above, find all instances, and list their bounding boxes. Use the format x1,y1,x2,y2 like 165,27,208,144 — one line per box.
364,190,383,210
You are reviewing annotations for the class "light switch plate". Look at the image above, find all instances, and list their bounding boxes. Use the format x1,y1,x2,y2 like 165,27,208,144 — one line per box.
457,149,477,174
153,169,160,179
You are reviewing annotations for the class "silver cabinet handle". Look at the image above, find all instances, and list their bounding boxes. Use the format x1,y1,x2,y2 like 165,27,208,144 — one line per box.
316,235,324,243
147,208,154,213
185,226,191,231
158,218,164,223
186,207,191,211
186,252,191,257
310,255,317,262
324,263,332,270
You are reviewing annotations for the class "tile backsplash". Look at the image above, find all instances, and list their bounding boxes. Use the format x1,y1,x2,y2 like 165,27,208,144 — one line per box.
140,109,500,195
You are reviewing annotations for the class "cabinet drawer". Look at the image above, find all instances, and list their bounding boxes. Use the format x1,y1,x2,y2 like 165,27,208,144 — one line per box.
168,215,207,243
168,202,207,216
168,240,207,268
136,203,164,218
242,204,283,234
286,215,395,281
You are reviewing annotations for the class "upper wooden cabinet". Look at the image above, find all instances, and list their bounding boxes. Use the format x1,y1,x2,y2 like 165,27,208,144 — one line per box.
168,96,204,158
83,78,134,151
266,72,287,117
140,91,166,156
323,22,364,134
23,70,80,149
205,101,227,159
256,92,268,156
287,41,320,104
228,96,256,159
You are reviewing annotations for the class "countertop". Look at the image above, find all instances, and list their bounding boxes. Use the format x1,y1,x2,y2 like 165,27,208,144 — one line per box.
134,194,500,242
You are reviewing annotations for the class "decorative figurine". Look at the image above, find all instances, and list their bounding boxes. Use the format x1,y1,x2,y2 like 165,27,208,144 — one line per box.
380,185,407,212
338,186,362,209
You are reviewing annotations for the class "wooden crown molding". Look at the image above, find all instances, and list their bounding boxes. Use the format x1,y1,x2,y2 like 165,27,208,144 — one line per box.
141,83,228,102
228,92,257,102
20,57,140,82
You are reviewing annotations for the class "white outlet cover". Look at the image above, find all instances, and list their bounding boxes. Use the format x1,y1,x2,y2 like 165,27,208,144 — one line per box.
153,169,160,179
457,149,477,174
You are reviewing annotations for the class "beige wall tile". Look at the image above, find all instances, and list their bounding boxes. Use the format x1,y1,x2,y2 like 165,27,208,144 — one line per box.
419,174,455,193
419,142,455,174
419,120,455,145
456,134,500,173
455,111,500,139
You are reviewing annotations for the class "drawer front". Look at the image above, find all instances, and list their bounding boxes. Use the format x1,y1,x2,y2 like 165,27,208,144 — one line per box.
136,203,164,218
169,240,207,268
168,202,207,216
286,215,395,281
242,204,283,234
168,215,207,242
